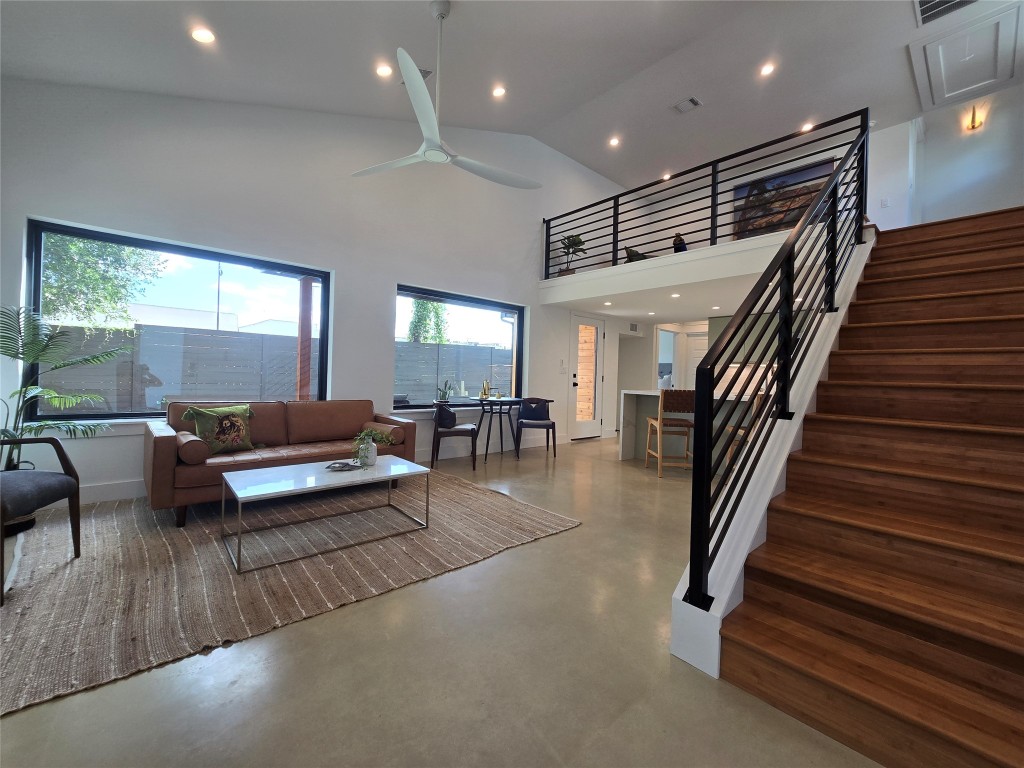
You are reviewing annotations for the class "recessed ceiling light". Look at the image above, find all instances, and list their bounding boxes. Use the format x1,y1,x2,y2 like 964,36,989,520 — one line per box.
609,137,620,147
760,62,775,77
670,293,680,298
663,173,671,181
801,122,814,132
492,86,506,98
603,302,612,306
711,306,721,310
191,27,216,44
376,63,393,78
648,312,656,316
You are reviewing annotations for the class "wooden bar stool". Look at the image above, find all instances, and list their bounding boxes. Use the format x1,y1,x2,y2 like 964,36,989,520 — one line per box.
645,389,695,478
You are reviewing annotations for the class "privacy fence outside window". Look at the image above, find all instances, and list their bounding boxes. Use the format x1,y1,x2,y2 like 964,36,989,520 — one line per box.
394,286,523,409
26,220,330,420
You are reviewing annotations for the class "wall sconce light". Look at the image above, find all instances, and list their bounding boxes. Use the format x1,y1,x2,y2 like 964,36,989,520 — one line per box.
965,104,984,132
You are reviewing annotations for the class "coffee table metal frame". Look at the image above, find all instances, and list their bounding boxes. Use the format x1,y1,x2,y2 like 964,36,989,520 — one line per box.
220,456,430,574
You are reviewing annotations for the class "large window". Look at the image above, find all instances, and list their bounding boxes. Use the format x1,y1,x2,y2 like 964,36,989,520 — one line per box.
394,286,523,409
26,220,330,419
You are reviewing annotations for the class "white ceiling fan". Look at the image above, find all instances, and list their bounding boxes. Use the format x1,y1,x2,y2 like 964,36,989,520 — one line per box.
352,0,542,190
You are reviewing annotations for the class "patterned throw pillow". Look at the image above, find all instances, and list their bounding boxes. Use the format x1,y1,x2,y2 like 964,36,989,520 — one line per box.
181,405,254,455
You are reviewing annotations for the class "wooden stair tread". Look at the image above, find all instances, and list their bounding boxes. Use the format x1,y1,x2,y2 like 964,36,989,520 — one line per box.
723,603,1024,764
829,347,1024,356
851,286,1023,308
770,490,1024,566
875,218,1024,248
819,379,1024,393
842,314,1024,330
868,240,1024,267
876,206,1023,239
804,412,1024,438
859,263,1023,287
745,543,1024,656
790,449,1024,493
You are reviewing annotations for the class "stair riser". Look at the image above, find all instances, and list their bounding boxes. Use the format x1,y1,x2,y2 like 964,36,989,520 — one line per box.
876,209,1024,246
816,384,1023,427
720,640,999,768
801,418,1024,475
857,267,1024,300
838,319,1024,350
848,291,1024,324
785,459,1023,530
872,226,1024,259
767,509,1022,606
742,583,1024,708
864,245,1024,280
827,352,1024,384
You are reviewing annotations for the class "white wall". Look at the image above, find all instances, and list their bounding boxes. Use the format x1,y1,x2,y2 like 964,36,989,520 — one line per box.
866,122,916,230
867,83,1024,230
917,83,1024,223
0,78,622,499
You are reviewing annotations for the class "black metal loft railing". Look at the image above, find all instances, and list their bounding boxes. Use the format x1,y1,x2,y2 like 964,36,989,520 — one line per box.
683,108,869,610
542,110,868,279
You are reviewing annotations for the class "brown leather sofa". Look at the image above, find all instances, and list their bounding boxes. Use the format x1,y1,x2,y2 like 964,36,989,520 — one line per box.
144,400,417,526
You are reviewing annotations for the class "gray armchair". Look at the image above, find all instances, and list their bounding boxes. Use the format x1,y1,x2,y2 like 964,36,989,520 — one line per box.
0,437,81,606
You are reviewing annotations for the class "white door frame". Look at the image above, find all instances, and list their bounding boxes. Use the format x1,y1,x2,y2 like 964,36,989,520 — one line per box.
569,313,604,440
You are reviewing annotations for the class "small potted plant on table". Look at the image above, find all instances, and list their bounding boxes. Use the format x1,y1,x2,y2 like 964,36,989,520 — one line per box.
557,235,587,276
353,427,397,467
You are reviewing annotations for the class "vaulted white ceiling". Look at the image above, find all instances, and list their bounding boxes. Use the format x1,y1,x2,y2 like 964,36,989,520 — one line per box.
2,1,1016,189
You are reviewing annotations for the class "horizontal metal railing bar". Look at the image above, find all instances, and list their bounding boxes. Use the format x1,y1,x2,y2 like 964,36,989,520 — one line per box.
716,129,857,178
709,362,776,482
616,203,713,233
617,174,714,210
547,206,615,234
717,142,853,192
710,375,778,512
709,338,777,455
617,195,715,225
729,176,834,222
544,109,867,226
709,292,780,395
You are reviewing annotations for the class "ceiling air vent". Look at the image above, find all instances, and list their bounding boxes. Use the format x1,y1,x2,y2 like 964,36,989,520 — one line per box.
915,0,977,26
672,97,703,115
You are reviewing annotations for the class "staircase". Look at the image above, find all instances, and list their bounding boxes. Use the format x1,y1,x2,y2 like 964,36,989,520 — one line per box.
718,207,1024,768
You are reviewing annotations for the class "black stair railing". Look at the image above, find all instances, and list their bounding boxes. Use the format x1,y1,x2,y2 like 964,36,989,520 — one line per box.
543,110,868,278
684,108,869,610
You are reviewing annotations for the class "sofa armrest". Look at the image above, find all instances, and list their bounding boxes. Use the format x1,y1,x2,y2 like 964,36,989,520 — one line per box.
144,421,179,510
373,413,417,464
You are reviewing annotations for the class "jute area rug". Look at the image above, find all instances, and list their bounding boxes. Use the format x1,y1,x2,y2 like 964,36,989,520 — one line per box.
0,472,579,715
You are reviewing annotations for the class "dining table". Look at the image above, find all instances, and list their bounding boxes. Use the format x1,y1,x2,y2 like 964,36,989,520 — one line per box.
470,396,524,463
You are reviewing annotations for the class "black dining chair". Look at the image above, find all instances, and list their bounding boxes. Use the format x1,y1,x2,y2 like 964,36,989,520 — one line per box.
1,437,82,606
514,398,556,459
430,402,478,470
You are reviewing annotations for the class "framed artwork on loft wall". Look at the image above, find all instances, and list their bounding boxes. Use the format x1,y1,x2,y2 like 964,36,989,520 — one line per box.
732,159,835,240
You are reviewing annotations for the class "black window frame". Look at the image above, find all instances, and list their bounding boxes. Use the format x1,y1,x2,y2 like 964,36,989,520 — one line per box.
25,218,331,422
394,284,525,410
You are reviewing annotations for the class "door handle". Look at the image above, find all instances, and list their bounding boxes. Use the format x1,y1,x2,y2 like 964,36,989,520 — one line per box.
572,382,579,387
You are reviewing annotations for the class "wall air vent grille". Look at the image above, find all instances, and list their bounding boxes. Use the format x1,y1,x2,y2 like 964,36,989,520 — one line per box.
916,0,977,26
673,97,703,115
629,323,639,333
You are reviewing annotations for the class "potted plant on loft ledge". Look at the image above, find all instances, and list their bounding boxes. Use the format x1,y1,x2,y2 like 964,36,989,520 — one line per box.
557,235,587,276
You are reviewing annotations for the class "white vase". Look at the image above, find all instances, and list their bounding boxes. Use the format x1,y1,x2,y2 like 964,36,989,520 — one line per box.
358,440,378,467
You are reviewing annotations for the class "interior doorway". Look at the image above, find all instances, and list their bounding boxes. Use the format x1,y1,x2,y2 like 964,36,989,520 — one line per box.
657,329,678,388
683,332,709,389
569,315,604,439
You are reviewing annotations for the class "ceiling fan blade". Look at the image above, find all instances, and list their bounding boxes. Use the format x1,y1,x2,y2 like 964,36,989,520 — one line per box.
352,153,424,177
397,48,441,146
451,155,543,190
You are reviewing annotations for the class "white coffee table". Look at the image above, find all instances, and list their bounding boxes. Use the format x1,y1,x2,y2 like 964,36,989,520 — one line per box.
220,456,430,573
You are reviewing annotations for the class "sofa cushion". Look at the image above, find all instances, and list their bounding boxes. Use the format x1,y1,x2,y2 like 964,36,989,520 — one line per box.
361,421,405,445
167,401,288,447
286,400,374,444
181,404,254,454
174,441,360,488
176,432,212,465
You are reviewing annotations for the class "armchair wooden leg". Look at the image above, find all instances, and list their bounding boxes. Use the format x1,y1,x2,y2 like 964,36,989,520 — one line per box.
514,423,522,460
174,505,188,527
69,490,81,559
470,429,478,471
431,429,440,469
551,424,556,458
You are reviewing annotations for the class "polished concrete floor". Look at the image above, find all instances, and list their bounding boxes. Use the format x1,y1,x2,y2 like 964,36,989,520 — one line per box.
1,438,877,767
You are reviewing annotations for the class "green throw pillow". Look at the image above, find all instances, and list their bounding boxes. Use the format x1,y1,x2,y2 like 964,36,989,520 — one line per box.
181,405,254,455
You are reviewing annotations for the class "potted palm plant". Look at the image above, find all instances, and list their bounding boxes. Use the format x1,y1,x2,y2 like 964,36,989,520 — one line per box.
558,235,587,276
1,306,128,472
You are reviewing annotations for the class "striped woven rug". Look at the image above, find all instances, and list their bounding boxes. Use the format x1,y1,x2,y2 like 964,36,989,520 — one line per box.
0,472,578,715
